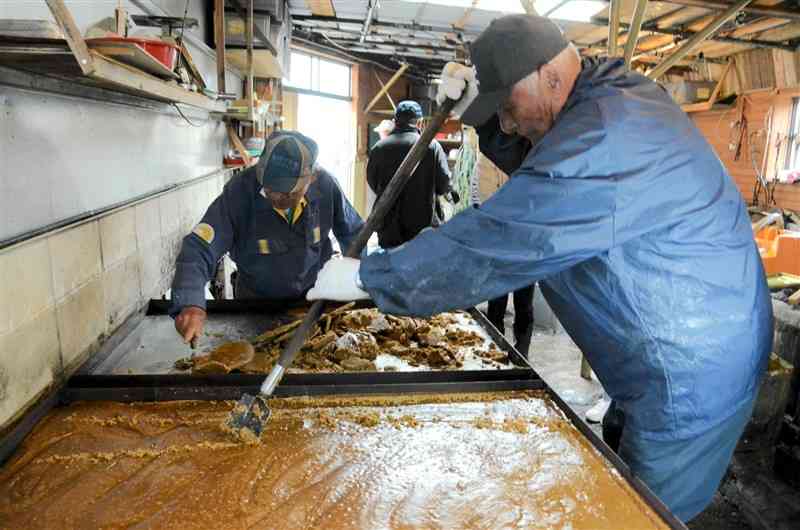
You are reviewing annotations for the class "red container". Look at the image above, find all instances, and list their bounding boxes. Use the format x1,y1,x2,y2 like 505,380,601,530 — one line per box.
88,37,179,71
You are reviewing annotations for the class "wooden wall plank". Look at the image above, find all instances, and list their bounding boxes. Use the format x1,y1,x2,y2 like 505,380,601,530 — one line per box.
692,90,800,210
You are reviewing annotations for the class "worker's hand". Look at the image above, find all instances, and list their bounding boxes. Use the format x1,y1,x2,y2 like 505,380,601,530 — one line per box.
175,306,207,344
306,257,370,302
436,62,479,119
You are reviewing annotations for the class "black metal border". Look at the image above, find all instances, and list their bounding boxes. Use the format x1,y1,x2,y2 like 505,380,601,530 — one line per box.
0,390,60,466
0,300,686,529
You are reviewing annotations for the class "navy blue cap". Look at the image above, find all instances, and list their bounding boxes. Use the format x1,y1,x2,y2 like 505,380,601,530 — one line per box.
259,131,318,193
395,100,423,122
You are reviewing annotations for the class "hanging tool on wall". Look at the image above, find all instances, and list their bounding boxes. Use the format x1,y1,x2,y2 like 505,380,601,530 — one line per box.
225,96,462,439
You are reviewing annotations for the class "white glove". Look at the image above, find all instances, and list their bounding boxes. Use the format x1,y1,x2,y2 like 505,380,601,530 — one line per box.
306,257,370,302
436,62,479,119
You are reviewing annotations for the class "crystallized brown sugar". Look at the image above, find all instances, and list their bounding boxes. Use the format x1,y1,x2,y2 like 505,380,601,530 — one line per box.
0,393,670,530
178,308,510,375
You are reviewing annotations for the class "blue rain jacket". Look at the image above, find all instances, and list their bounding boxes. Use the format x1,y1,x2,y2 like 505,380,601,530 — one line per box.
170,165,363,315
361,58,773,441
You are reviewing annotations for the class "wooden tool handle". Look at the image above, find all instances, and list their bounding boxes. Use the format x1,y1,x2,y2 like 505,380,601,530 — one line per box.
274,98,459,373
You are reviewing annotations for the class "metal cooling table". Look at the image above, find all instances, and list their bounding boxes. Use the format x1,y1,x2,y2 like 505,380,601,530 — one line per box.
0,300,687,529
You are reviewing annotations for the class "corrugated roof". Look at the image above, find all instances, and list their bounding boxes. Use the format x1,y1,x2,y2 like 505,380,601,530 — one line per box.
287,0,800,80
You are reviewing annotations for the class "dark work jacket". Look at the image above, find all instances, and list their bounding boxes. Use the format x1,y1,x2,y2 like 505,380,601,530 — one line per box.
367,124,452,248
169,164,363,315
475,115,532,177
361,57,772,441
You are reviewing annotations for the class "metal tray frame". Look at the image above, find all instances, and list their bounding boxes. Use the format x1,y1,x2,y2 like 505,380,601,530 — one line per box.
0,300,687,529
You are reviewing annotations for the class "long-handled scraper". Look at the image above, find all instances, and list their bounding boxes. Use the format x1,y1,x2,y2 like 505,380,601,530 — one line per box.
226,96,460,438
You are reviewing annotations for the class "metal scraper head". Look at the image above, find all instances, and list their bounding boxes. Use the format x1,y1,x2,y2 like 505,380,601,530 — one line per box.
226,393,271,441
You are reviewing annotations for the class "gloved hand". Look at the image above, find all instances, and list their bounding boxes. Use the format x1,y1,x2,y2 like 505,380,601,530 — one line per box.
175,306,206,345
449,190,461,204
436,62,479,119
306,257,370,302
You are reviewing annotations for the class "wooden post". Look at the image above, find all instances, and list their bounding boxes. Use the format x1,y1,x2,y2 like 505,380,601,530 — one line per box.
45,0,94,75
230,0,278,55
680,59,734,113
364,63,408,113
607,0,621,57
115,1,127,36
360,0,378,43
647,0,753,80
373,70,396,111
623,0,648,68
214,0,226,94
708,59,734,104
247,0,255,123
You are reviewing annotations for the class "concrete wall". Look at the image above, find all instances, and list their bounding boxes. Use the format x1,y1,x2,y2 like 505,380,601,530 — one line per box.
0,0,242,243
0,1,241,430
0,173,225,429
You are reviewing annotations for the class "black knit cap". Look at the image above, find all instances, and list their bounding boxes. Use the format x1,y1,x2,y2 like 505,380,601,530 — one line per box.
461,15,568,127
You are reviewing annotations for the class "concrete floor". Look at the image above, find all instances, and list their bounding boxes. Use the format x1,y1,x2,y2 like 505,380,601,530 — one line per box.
480,302,756,529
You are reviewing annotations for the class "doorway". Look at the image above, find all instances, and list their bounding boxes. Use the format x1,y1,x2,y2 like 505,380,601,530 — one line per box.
296,93,355,202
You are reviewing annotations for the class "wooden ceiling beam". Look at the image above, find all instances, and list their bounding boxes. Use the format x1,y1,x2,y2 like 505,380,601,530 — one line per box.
305,0,336,18
624,0,650,67
360,0,378,43
657,0,800,21
608,0,622,56
647,0,753,79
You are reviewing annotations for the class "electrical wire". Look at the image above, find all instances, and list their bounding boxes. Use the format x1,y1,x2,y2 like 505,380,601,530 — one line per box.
173,103,205,127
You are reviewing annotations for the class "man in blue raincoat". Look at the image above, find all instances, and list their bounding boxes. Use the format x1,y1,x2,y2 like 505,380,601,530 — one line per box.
170,131,363,344
307,15,772,522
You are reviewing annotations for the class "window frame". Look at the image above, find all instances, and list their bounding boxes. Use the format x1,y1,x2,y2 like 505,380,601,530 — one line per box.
284,51,352,100
785,97,800,171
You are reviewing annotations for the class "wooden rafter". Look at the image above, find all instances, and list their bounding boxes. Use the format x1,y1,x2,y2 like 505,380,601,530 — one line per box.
608,0,622,57
360,0,379,44
306,0,336,18
647,0,754,79
215,0,226,93
373,70,396,111
660,0,800,22
623,0,649,68
364,63,408,113
45,0,94,75
453,0,479,31
247,0,254,121
681,58,734,113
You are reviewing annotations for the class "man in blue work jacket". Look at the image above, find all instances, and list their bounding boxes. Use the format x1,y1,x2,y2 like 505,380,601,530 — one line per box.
170,130,363,343
307,15,773,522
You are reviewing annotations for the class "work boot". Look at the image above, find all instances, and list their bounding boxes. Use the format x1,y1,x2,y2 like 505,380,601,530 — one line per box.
512,325,533,365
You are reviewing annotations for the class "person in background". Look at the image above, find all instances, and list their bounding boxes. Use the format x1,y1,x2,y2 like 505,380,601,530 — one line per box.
373,119,395,141
367,100,457,248
170,130,363,343
473,113,537,359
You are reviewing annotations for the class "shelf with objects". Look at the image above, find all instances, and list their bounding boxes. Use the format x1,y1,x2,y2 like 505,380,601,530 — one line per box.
222,77,283,169
212,1,288,169
0,0,226,113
